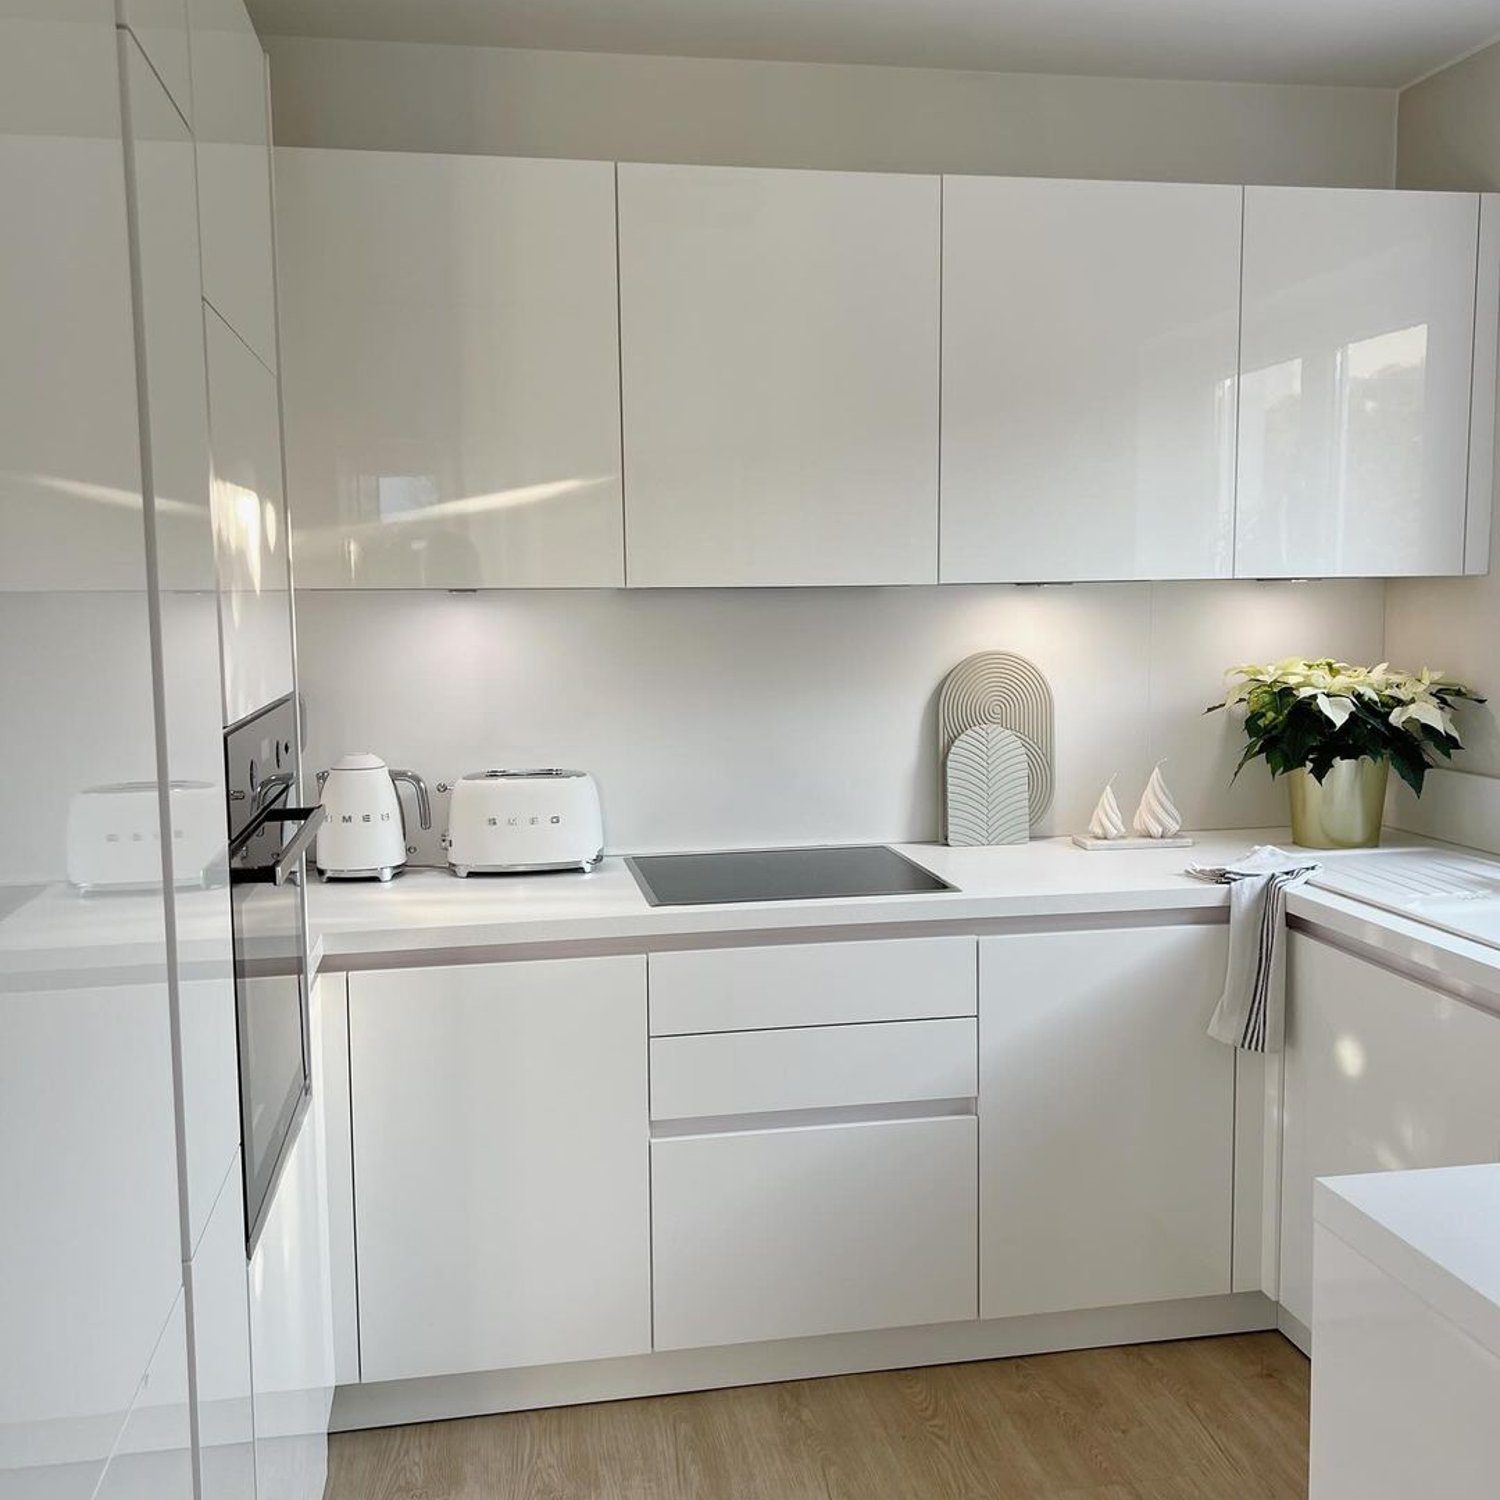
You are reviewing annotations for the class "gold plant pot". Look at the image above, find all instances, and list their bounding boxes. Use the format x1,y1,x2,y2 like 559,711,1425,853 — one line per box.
1287,759,1389,849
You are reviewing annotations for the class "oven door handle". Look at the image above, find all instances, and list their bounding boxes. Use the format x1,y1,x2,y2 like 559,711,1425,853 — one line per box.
232,805,326,886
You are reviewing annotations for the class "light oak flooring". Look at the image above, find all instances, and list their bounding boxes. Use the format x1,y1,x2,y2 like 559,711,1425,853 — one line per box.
326,1332,1310,1500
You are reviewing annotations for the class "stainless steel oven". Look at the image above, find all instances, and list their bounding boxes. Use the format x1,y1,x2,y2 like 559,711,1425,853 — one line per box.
225,695,324,1251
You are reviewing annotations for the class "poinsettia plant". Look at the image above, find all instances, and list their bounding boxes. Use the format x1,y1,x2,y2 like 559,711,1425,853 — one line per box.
1207,658,1484,794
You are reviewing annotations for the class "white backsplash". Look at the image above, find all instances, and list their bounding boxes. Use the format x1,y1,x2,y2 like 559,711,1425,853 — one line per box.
294,580,1387,861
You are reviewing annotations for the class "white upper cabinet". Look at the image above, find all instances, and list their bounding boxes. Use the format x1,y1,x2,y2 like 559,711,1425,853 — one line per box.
1236,186,1481,578
618,163,941,587
206,308,295,725
119,0,192,124
188,0,277,372
941,177,1241,582
276,149,625,588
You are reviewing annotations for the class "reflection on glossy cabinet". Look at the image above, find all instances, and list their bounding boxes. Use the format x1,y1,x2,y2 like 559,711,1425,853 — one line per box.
206,308,295,726
979,926,1235,1318
121,31,239,1251
349,957,652,1383
93,1294,194,1500
1237,187,1481,578
187,1159,256,1500
248,975,336,1500
188,0,277,371
619,163,941,586
276,149,625,588
119,0,192,124
941,177,1241,582
1278,935,1500,1336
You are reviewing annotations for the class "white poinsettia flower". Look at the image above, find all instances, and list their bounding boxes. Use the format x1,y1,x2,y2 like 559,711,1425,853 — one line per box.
1390,699,1455,738
1315,693,1355,728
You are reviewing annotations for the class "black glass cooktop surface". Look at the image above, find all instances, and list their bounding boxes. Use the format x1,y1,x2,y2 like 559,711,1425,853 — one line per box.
625,845,955,907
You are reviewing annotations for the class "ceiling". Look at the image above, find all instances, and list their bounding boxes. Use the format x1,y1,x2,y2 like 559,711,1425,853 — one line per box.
244,0,1500,89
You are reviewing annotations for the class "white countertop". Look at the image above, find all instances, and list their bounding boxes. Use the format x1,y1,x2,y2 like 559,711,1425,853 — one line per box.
306,828,1308,962
1315,1165,1500,1362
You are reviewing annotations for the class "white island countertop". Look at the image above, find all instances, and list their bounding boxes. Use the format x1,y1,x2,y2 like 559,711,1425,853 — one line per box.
307,828,1383,965
1315,1165,1500,1363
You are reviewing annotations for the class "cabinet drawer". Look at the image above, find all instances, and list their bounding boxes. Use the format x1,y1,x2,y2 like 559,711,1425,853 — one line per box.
652,1114,977,1349
649,937,975,1036
651,1017,976,1123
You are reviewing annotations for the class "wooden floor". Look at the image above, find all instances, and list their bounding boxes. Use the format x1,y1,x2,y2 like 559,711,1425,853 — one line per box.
326,1333,1310,1500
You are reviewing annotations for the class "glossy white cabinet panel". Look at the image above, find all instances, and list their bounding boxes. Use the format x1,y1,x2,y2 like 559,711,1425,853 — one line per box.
119,0,192,125
316,972,361,1386
1279,935,1500,1334
350,957,651,1382
1237,186,1479,578
0,8,146,594
1468,194,1500,576
188,0,276,370
648,936,976,1035
0,7,185,1494
92,1294,193,1500
619,163,941,586
941,177,1240,582
979,926,1234,1319
276,149,625,589
206,307,294,726
652,1114,977,1350
248,972,336,1500
651,1017,977,1122
187,1160,256,1500
1309,1223,1500,1500
121,30,238,1251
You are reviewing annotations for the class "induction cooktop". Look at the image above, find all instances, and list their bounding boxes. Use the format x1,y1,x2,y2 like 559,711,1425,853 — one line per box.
625,845,955,907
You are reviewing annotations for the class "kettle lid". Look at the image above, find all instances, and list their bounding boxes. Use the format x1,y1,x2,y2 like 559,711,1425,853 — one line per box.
330,753,388,772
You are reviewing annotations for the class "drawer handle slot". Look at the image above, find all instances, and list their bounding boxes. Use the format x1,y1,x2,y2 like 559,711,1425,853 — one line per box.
650,1096,976,1141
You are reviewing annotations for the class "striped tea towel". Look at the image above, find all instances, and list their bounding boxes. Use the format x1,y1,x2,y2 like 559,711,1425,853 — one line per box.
1188,846,1320,1053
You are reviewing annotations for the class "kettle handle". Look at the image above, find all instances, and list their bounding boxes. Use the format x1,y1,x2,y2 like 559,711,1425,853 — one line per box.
390,770,433,831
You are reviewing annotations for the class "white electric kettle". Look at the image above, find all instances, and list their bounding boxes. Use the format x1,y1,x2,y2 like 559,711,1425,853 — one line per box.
314,754,431,882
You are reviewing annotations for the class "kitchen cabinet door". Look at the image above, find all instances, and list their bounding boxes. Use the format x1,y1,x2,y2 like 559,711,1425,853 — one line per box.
941,177,1241,582
653,1114,977,1350
205,307,294,726
186,1158,255,1500
121,29,238,1253
349,956,651,1383
1278,934,1500,1337
1236,187,1480,578
248,973,336,1500
188,0,277,371
619,163,941,586
979,925,1235,1318
275,149,624,588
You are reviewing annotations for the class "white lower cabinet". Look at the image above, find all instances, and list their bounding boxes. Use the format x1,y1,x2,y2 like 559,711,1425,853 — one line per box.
349,956,652,1383
979,925,1236,1318
186,1158,255,1500
1278,934,1500,1336
652,1114,978,1350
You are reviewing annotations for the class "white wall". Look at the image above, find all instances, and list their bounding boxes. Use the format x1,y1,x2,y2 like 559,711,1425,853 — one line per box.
263,35,1397,186
296,583,1386,856
1388,37,1500,780
272,38,1398,852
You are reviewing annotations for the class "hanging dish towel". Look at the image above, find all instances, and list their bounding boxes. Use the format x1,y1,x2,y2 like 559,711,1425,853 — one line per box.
1188,846,1321,1053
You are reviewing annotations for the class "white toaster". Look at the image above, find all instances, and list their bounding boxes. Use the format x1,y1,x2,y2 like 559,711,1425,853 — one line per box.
446,769,604,876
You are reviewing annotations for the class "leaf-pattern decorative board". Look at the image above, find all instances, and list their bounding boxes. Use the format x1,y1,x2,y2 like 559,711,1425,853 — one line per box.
937,651,1055,834
945,725,1031,847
